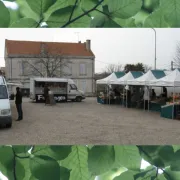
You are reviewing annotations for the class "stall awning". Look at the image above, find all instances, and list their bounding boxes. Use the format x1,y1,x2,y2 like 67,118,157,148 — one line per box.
110,71,143,85
96,72,125,84
149,69,180,87
127,70,166,86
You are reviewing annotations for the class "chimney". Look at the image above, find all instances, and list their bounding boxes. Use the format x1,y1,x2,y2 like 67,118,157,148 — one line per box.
86,40,91,51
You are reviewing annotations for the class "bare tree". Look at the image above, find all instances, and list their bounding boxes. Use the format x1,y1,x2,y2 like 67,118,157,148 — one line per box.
143,64,152,72
21,43,72,77
173,42,180,68
102,63,123,73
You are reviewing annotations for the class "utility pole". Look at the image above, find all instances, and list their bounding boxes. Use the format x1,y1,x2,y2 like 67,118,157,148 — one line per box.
171,61,174,71
151,28,157,70
75,32,80,42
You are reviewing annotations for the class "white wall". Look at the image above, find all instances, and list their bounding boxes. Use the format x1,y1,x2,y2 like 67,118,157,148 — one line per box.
5,56,95,95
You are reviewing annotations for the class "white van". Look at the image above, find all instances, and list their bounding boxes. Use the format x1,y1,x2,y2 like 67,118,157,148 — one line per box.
30,77,86,102
0,76,12,128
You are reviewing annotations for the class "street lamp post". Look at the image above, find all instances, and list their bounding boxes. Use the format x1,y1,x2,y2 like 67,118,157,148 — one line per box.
151,28,157,70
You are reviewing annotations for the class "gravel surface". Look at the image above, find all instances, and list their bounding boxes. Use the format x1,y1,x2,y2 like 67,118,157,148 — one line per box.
0,98,180,145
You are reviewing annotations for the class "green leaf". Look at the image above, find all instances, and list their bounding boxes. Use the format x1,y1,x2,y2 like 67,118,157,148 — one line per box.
16,0,40,21
44,0,77,20
91,14,121,27
164,167,180,180
114,170,135,180
50,145,72,160
138,146,174,168
61,145,92,180
26,0,56,17
80,0,99,10
32,145,72,160
17,158,32,180
143,9,169,27
0,146,14,179
134,166,156,180
88,146,115,176
30,155,60,180
12,145,32,155
47,6,91,27
60,166,71,180
16,159,26,180
108,0,142,19
113,17,136,27
29,176,39,180
114,145,141,171
160,0,180,27
134,9,149,27
0,1,10,27
97,167,127,180
10,18,39,27
157,174,167,180
170,149,180,171
173,145,180,152
143,0,160,11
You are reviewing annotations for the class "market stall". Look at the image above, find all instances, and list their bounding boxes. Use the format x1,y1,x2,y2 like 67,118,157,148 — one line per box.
127,70,166,110
148,69,180,119
96,72,125,104
110,71,143,107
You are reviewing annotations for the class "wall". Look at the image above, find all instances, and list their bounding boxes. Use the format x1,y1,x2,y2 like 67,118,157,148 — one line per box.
5,56,95,95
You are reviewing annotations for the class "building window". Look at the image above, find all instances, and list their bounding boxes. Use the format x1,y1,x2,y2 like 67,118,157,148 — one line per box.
79,63,86,76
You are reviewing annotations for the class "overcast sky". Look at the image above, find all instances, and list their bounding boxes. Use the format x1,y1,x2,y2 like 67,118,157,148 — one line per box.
0,28,179,73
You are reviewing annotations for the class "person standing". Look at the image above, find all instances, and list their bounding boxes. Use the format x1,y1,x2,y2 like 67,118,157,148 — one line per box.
143,86,150,110
15,87,23,121
44,84,50,105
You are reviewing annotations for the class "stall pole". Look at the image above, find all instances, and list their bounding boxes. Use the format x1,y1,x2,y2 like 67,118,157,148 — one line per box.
148,86,150,112
126,86,128,108
109,84,110,105
123,85,125,106
172,85,175,119
144,86,145,111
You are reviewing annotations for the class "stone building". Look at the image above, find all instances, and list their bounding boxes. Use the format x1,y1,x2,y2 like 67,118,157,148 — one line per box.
5,39,95,96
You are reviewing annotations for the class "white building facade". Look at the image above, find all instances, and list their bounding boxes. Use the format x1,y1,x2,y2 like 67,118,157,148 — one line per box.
5,39,95,96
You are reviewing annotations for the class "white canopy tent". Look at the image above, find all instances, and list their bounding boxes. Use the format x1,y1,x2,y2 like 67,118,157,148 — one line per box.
110,71,143,85
148,69,180,119
127,70,166,86
96,72,125,85
148,69,180,87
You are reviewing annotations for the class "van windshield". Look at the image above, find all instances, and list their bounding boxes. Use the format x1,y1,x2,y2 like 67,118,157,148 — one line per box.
0,85,8,99
70,84,77,90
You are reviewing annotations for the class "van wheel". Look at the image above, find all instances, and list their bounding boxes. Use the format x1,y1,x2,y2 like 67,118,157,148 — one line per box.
6,123,12,128
76,96,82,102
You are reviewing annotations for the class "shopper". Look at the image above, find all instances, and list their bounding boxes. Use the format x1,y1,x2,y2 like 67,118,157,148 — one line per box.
15,87,23,121
44,84,50,105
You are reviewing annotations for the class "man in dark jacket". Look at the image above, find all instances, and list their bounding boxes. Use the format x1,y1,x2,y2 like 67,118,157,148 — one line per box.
15,87,23,121
44,84,50,105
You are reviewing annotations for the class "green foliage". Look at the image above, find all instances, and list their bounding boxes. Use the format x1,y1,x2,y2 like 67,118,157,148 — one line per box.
0,145,180,179
124,63,145,73
0,0,179,27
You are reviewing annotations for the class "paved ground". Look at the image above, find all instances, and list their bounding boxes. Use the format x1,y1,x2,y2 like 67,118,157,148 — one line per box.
0,98,180,144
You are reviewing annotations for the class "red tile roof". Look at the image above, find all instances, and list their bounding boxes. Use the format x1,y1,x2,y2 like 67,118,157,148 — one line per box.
5,39,95,57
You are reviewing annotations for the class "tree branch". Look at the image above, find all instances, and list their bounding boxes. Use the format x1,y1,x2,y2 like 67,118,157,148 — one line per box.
61,0,104,27
137,146,172,180
23,60,44,77
69,0,79,22
95,8,111,18
12,148,17,180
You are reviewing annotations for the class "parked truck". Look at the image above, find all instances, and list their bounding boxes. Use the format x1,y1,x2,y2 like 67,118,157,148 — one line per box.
30,77,86,102
0,76,12,128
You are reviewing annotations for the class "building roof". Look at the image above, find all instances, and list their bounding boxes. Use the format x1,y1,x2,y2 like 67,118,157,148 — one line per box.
5,39,95,57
